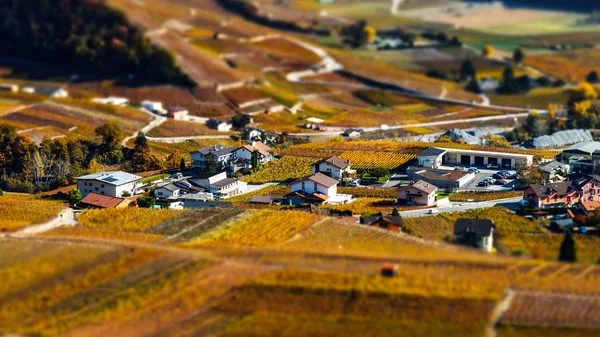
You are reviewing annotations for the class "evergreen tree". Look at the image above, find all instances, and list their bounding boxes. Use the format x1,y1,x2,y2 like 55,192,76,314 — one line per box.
138,196,156,208
251,150,259,170
391,208,400,216
513,47,526,63
67,188,82,206
558,229,577,262
459,59,477,81
180,158,186,172
134,132,149,152
587,70,600,84
204,155,217,172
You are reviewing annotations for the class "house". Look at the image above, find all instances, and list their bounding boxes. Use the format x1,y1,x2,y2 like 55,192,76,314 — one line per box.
264,130,279,144
244,128,264,141
190,171,247,198
77,171,142,198
523,176,600,208
397,180,438,206
153,183,182,199
0,84,18,92
407,167,475,188
539,160,570,181
453,218,495,252
416,148,447,168
523,181,579,208
79,192,131,209
559,141,600,163
362,212,403,232
91,96,129,105
141,101,166,115
206,119,232,132
342,129,361,138
166,106,189,120
35,87,68,98
286,173,352,205
580,200,600,215
191,145,236,170
311,156,356,180
235,141,273,167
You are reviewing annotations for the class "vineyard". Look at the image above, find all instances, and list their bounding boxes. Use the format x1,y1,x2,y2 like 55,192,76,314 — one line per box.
338,151,415,170
284,140,559,160
0,193,65,232
325,197,400,215
196,210,320,246
241,156,315,183
48,207,183,241
450,191,523,202
337,187,398,198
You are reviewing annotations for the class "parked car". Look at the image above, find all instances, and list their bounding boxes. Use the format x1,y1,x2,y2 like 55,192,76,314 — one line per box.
428,209,439,215
507,174,518,180
454,166,467,171
579,227,588,234
478,181,490,187
484,177,494,182
348,179,361,187
380,124,389,130
494,179,507,185
468,167,480,173
492,174,504,179
519,199,531,207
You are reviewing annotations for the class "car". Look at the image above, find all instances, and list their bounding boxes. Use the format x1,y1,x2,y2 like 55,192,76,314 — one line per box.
519,199,531,207
478,181,490,187
507,174,518,180
348,179,360,187
468,167,480,173
500,170,510,175
579,227,588,234
380,124,389,130
494,179,507,185
454,166,467,171
428,209,439,215
492,174,504,179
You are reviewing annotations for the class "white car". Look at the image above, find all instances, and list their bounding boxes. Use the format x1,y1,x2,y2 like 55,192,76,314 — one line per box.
348,179,360,187
428,209,439,215
380,124,389,130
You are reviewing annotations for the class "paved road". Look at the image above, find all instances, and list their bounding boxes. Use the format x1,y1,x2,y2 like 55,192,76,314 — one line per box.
399,197,522,218
122,108,166,146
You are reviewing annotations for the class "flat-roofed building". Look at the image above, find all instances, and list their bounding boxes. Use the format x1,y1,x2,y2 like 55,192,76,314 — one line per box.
416,147,533,169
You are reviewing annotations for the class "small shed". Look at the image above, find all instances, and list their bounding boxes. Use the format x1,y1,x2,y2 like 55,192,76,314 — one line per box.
381,263,399,277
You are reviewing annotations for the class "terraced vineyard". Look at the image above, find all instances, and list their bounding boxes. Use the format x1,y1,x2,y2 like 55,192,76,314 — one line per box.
0,193,65,232
241,156,315,183
339,151,415,170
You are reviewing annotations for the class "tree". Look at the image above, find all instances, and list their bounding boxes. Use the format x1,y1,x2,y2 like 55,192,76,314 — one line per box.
558,229,577,262
569,82,598,105
180,158,186,172
586,70,599,84
68,188,82,206
523,111,548,138
87,158,103,173
516,164,543,186
466,79,482,94
138,196,156,208
391,208,400,216
165,151,182,170
231,114,253,129
362,26,376,45
134,132,149,152
95,122,123,164
513,47,525,63
251,149,259,170
121,191,132,198
203,154,217,172
0,188,4,196
482,45,494,56
482,133,510,148
459,59,477,81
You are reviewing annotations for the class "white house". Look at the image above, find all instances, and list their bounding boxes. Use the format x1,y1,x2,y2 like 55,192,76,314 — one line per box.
311,156,356,180
453,218,495,253
91,96,129,106
36,87,68,98
244,128,264,141
153,183,182,199
191,145,236,170
290,173,339,198
234,141,272,167
206,119,232,132
416,148,446,168
141,101,166,115
77,171,142,198
191,171,246,198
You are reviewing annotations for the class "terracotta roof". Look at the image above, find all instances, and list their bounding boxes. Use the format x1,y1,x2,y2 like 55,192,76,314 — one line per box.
291,172,339,188
399,180,437,194
581,200,600,212
313,156,351,169
81,193,126,208
453,218,494,237
240,141,271,157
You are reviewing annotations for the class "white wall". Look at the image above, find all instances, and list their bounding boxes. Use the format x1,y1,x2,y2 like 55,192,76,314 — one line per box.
291,181,336,197
312,162,343,179
78,179,138,198
154,188,180,199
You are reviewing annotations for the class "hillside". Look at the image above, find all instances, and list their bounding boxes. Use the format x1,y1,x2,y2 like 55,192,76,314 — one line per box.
0,0,193,85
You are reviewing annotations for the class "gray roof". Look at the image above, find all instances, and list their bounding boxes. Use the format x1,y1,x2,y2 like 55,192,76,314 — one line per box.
563,141,600,154
192,145,236,157
156,183,180,192
249,195,273,204
453,218,494,237
417,148,447,157
210,177,239,188
77,171,141,186
539,160,569,173
523,130,593,149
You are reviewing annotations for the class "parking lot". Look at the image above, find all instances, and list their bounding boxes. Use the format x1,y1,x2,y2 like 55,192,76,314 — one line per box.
439,166,517,192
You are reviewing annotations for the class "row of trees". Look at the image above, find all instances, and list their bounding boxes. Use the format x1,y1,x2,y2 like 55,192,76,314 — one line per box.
0,121,183,193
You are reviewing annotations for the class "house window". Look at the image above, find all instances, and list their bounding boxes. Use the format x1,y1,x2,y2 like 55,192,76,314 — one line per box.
158,192,163,196
101,191,104,195
84,182,87,186
101,184,105,188
314,182,317,190
95,187,99,191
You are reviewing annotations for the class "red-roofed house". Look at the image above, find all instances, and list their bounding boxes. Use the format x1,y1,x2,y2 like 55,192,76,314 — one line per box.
80,192,131,209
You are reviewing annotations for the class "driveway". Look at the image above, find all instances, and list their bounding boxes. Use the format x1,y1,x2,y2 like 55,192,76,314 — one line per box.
399,197,522,218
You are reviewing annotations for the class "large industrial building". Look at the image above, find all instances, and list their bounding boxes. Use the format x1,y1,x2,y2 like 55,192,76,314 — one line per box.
416,147,534,169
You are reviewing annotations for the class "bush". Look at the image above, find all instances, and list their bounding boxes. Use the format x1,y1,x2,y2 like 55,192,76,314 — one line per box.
137,196,156,208
0,189,3,196
511,247,529,256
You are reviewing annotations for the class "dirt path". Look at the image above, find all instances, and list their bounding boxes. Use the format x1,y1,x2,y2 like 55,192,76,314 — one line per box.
11,208,76,237
487,288,516,337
